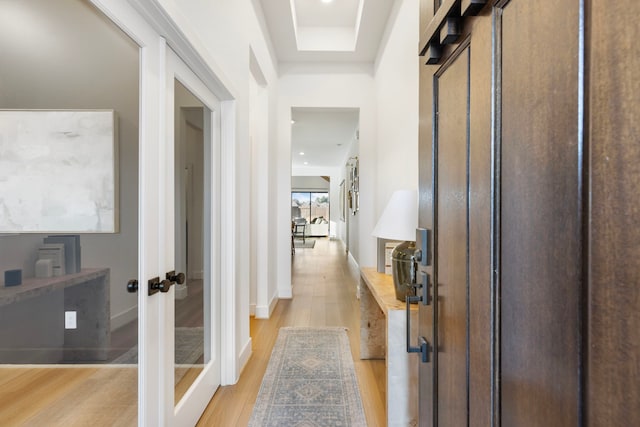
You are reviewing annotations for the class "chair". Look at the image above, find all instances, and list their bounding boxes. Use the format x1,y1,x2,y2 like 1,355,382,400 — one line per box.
292,218,307,244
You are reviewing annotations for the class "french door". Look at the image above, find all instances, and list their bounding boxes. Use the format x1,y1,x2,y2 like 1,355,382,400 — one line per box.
137,42,224,425
105,2,226,421
156,46,222,425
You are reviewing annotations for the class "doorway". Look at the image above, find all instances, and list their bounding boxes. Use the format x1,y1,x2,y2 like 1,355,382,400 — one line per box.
289,107,359,265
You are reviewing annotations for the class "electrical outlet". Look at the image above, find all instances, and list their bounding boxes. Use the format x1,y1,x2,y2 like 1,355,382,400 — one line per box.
65,311,77,329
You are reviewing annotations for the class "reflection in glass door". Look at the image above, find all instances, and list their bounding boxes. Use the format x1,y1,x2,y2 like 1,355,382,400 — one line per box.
0,0,139,425
173,81,206,402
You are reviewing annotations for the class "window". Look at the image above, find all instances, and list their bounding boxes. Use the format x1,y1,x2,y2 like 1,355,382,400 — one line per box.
291,192,329,224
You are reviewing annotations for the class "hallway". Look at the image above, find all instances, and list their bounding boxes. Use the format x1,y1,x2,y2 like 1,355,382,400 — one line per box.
197,238,386,426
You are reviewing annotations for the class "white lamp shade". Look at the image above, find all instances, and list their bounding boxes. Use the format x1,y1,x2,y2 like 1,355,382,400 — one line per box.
371,189,418,242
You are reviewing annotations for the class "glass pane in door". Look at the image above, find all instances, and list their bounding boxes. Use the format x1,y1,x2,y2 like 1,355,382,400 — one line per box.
173,80,208,403
0,0,139,425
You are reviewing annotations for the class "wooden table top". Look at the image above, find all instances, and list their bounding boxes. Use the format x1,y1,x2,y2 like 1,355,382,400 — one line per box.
360,267,418,315
0,268,109,307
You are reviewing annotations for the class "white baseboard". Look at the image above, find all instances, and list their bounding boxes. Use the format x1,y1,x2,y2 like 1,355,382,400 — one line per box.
111,305,137,331
255,292,277,319
347,251,360,298
278,287,292,299
250,303,256,316
269,293,278,316
347,251,359,278
238,337,252,376
174,283,188,300
255,304,269,319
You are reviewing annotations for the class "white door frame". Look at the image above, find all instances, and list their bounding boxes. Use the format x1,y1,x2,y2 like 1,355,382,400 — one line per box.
88,1,237,425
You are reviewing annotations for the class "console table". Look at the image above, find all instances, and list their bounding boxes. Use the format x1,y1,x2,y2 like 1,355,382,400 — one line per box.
0,268,110,363
360,267,418,427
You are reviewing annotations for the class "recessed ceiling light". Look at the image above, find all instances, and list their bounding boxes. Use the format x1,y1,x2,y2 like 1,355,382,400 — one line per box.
291,119,296,124
321,0,333,3
304,161,309,165
299,152,305,155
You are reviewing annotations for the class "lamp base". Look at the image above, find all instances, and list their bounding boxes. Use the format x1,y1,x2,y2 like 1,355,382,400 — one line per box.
391,241,418,302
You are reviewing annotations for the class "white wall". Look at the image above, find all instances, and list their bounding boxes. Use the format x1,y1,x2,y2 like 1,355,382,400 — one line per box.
372,0,420,219
155,0,279,374
291,176,331,191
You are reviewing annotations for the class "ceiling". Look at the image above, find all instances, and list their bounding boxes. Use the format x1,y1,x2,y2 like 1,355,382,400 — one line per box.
291,108,359,169
257,0,397,170
258,0,397,64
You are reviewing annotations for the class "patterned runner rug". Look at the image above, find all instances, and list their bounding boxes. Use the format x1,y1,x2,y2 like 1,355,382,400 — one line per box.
249,327,366,427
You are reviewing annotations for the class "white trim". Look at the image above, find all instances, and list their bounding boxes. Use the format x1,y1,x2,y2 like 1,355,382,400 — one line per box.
250,304,256,316
256,292,279,318
173,361,220,427
174,283,188,300
347,250,361,298
279,287,293,299
238,337,253,377
254,288,278,318
347,250,360,277
110,305,137,331
128,0,235,101
255,306,269,318
269,293,279,316
159,37,173,427
220,99,238,385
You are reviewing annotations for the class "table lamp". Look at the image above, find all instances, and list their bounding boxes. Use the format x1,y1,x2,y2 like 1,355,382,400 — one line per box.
371,189,418,302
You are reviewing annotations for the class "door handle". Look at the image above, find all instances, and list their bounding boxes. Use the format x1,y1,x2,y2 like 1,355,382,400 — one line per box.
419,271,432,306
415,228,431,267
406,295,431,363
126,279,138,293
166,270,186,285
148,276,172,296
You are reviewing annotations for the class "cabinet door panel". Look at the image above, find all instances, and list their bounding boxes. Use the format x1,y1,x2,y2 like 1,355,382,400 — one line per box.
500,0,582,425
588,1,640,425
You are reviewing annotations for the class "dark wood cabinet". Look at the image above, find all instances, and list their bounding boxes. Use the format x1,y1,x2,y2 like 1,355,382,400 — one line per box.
416,0,640,425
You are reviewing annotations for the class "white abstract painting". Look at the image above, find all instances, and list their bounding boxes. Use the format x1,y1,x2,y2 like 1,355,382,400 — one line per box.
0,110,118,232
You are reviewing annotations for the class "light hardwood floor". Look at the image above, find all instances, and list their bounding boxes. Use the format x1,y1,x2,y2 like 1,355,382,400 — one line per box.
196,237,386,426
0,238,385,426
